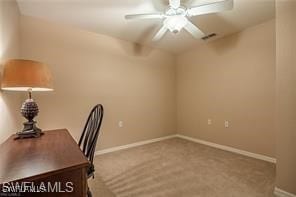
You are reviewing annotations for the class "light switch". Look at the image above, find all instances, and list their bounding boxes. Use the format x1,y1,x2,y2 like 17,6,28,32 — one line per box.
225,121,229,128
208,119,212,125
118,121,123,128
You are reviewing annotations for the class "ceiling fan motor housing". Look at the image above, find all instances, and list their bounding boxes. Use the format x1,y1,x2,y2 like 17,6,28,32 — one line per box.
164,16,188,33
164,6,188,33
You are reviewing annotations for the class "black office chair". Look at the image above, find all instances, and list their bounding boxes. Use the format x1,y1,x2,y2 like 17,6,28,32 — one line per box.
78,104,104,197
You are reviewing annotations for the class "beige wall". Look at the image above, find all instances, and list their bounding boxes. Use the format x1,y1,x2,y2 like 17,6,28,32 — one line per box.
177,20,276,157
19,15,276,156
0,0,22,143
275,0,296,194
20,16,176,150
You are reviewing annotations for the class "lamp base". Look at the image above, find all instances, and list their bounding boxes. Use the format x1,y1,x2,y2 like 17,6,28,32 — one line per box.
15,91,43,139
15,121,43,139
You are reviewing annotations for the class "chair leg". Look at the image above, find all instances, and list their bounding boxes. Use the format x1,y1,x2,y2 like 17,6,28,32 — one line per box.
87,187,92,197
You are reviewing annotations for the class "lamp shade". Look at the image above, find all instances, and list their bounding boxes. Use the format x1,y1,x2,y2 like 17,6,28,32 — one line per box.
1,59,53,91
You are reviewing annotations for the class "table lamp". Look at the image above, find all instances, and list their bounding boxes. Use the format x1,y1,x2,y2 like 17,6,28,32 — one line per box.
1,59,53,139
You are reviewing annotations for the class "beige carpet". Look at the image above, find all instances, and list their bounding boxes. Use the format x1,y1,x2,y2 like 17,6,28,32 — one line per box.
89,138,275,197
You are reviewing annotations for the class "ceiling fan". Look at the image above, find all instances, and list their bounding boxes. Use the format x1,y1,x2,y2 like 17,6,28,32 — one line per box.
125,0,233,41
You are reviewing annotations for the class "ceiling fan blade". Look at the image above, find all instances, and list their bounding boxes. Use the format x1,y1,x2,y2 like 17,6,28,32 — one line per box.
169,0,180,9
125,13,164,20
187,0,233,17
184,21,205,39
152,26,168,42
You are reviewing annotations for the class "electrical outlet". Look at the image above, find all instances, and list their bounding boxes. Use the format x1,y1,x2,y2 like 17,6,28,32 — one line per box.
225,121,229,128
118,121,123,128
208,119,212,125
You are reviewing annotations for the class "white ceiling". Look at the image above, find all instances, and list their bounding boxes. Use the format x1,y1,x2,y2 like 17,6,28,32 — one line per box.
16,0,275,54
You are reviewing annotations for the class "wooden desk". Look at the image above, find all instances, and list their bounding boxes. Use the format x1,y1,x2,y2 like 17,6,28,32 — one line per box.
0,129,89,196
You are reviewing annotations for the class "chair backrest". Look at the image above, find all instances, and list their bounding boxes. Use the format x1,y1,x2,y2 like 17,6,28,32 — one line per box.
79,104,104,166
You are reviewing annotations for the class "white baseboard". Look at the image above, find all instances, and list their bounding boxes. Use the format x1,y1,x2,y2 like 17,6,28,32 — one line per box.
176,134,276,163
95,133,276,164
274,187,296,197
95,134,177,155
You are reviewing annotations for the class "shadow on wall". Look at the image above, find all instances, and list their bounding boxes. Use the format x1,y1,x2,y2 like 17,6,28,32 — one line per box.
0,0,23,143
186,13,240,54
207,33,240,54
118,24,161,57
206,15,240,54
0,53,22,144
0,71,22,143
94,0,166,57
120,42,154,57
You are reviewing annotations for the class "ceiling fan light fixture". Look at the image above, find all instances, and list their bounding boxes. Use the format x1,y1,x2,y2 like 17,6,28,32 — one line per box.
164,15,188,33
